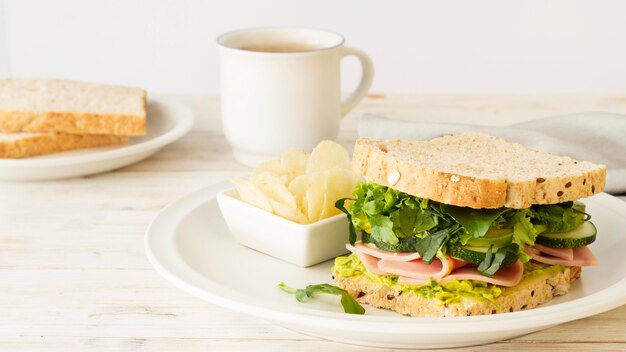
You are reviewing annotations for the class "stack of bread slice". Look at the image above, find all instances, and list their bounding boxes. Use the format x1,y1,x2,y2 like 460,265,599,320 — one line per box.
0,78,147,158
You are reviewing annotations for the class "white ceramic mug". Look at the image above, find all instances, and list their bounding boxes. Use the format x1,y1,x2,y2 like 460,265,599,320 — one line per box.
217,27,374,166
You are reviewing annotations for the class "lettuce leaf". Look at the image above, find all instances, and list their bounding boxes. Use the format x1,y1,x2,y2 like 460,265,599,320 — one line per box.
512,209,538,246
369,215,398,245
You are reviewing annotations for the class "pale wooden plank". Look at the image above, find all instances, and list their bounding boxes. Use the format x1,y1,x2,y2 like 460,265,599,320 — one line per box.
192,340,626,352
0,172,239,270
0,336,624,352
513,305,626,343
119,131,249,172
0,269,303,339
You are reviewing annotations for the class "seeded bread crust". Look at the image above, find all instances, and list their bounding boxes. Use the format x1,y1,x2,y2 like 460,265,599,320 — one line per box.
352,134,606,209
0,132,127,158
333,266,581,317
0,78,147,136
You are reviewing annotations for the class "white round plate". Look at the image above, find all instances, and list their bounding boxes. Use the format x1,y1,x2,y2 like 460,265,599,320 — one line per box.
145,181,626,349
0,97,194,181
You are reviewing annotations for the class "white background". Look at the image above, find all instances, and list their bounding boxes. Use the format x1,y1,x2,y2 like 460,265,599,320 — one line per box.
0,0,625,95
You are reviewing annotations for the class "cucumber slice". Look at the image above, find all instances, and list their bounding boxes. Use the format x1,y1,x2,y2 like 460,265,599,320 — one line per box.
447,244,518,267
466,227,513,247
535,221,597,248
361,231,419,252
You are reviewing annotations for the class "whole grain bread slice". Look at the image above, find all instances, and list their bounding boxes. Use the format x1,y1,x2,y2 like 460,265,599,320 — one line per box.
0,78,146,136
353,133,606,209
333,265,581,317
0,132,127,158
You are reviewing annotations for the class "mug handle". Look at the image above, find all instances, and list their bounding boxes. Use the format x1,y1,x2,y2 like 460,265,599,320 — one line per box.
340,46,375,117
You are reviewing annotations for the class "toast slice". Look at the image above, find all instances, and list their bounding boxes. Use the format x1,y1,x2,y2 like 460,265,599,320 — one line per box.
353,133,606,209
0,132,127,158
333,257,581,317
0,78,147,136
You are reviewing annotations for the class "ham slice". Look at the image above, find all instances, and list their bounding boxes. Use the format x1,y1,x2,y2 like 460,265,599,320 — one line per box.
352,241,422,261
345,243,389,275
444,260,523,287
525,245,598,266
346,241,525,287
356,251,389,276
398,261,524,287
532,244,574,261
378,256,469,280
572,246,599,266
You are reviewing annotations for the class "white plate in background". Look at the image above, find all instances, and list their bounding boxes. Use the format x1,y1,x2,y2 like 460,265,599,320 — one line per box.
144,181,626,349
0,97,194,181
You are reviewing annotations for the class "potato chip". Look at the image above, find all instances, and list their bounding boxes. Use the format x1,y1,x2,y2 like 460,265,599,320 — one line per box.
306,140,352,173
230,177,272,212
250,171,285,185
288,174,311,221
280,148,309,182
252,159,283,177
235,140,360,224
312,168,362,221
269,199,307,224
305,177,326,222
252,172,296,208
321,168,362,218
317,191,331,220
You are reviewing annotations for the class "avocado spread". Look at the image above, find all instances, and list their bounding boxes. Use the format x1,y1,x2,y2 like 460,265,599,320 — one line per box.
333,253,565,306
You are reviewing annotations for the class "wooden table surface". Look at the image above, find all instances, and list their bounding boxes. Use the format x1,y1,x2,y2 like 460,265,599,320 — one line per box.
1,94,625,351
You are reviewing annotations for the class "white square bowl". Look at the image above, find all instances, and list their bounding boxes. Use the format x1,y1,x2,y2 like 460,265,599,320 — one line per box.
216,189,350,267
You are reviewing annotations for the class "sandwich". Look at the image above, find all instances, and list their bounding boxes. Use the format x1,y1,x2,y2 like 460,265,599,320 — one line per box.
333,133,605,317
0,78,146,158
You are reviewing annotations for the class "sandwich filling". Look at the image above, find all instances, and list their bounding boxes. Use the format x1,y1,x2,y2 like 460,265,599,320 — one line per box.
333,252,568,305
334,182,598,300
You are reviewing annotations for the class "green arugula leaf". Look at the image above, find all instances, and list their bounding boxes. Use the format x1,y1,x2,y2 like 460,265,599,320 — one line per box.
361,231,421,252
295,289,308,302
278,283,296,294
390,208,415,238
440,204,507,238
413,210,439,232
477,243,520,276
335,198,357,245
456,228,473,245
414,228,449,264
531,202,585,232
390,206,439,239
477,245,494,274
277,282,365,315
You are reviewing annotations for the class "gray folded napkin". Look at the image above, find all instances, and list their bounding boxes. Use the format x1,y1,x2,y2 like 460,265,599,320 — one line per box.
358,113,626,194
